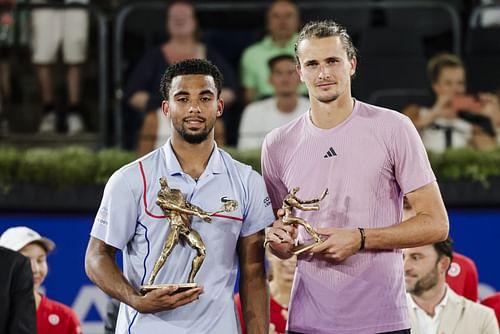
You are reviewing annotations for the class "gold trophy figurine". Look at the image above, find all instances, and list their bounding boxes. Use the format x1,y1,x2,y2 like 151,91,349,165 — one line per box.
282,187,328,255
141,177,238,294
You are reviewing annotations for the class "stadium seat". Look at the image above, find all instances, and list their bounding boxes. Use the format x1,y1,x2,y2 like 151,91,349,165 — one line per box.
465,27,500,93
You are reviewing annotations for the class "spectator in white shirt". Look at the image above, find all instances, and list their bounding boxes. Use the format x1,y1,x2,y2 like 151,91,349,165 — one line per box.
237,54,308,150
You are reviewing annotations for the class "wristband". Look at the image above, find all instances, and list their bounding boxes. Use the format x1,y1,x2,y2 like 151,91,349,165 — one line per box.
358,227,366,250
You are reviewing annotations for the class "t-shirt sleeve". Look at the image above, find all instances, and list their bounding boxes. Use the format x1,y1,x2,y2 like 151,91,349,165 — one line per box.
261,134,288,209
91,169,139,250
240,170,275,237
392,115,436,194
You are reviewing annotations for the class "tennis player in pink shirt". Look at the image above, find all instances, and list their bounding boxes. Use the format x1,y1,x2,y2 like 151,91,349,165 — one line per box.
263,20,449,334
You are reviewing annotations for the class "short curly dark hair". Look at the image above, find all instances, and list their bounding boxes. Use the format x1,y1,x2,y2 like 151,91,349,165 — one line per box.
159,58,224,100
268,54,295,70
433,237,454,263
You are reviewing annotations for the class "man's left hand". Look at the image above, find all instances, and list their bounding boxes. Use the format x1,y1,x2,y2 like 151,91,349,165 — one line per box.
310,228,361,261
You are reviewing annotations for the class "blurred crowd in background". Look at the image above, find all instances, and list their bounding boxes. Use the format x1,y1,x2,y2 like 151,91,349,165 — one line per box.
0,0,498,153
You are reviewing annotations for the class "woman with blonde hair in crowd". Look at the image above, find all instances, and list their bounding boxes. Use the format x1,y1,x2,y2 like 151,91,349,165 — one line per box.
403,53,497,152
125,0,237,152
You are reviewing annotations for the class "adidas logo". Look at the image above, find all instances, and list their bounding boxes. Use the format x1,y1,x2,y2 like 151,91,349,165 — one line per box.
324,147,337,158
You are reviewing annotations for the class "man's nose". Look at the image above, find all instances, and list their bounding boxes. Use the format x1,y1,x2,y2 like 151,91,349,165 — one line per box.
189,102,201,113
403,259,413,272
318,64,331,79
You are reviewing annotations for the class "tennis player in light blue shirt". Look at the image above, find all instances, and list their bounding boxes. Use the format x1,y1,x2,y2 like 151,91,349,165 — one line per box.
85,59,274,334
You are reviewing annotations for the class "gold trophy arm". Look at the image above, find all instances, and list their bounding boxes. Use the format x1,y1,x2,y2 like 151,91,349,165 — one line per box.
288,187,328,206
294,188,328,205
174,203,211,221
184,202,208,214
294,203,320,212
176,202,212,222
209,208,228,216
284,198,319,212
297,198,320,205
209,199,238,216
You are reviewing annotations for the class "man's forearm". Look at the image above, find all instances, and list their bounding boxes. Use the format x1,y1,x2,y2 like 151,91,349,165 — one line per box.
365,211,448,250
85,238,141,309
238,231,270,334
365,182,449,250
239,263,269,334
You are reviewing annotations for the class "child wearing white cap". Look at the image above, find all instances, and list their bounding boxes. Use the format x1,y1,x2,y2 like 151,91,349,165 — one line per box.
0,226,83,334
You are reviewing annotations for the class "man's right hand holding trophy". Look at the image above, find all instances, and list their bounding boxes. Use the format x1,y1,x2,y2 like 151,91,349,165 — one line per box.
265,187,328,256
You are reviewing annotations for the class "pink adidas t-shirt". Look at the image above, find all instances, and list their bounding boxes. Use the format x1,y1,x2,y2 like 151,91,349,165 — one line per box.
262,100,435,334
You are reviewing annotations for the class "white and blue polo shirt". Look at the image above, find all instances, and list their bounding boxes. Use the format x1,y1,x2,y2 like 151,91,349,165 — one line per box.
91,140,275,334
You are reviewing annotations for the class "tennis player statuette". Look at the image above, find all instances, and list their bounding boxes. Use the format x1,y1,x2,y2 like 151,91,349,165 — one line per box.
281,187,328,255
141,177,238,294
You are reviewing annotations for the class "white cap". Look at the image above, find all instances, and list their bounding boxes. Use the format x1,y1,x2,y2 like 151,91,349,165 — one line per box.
0,226,55,252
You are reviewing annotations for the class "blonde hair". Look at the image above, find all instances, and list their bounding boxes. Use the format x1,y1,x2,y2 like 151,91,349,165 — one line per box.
427,53,463,84
295,20,357,64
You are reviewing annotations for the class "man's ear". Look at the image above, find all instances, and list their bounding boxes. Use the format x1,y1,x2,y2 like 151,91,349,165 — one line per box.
296,64,304,82
439,256,452,275
161,100,170,117
216,98,225,117
350,56,357,77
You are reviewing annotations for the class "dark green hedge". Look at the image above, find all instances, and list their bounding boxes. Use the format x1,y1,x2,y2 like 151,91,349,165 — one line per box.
1,146,500,190
0,147,137,191
427,147,500,186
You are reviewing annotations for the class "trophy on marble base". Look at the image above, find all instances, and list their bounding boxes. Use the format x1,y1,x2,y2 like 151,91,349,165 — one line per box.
140,177,238,294
281,187,328,255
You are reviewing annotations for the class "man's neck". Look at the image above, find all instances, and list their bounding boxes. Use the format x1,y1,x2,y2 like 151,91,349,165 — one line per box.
309,94,354,129
170,136,214,180
411,284,447,317
276,94,299,114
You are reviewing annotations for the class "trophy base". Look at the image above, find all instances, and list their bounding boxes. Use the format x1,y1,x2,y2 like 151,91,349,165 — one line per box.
291,240,322,255
140,283,198,295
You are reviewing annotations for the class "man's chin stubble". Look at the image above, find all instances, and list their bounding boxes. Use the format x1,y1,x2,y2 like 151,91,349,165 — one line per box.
317,95,339,104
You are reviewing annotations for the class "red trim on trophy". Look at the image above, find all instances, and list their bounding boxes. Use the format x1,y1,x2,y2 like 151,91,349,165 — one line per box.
139,161,243,222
